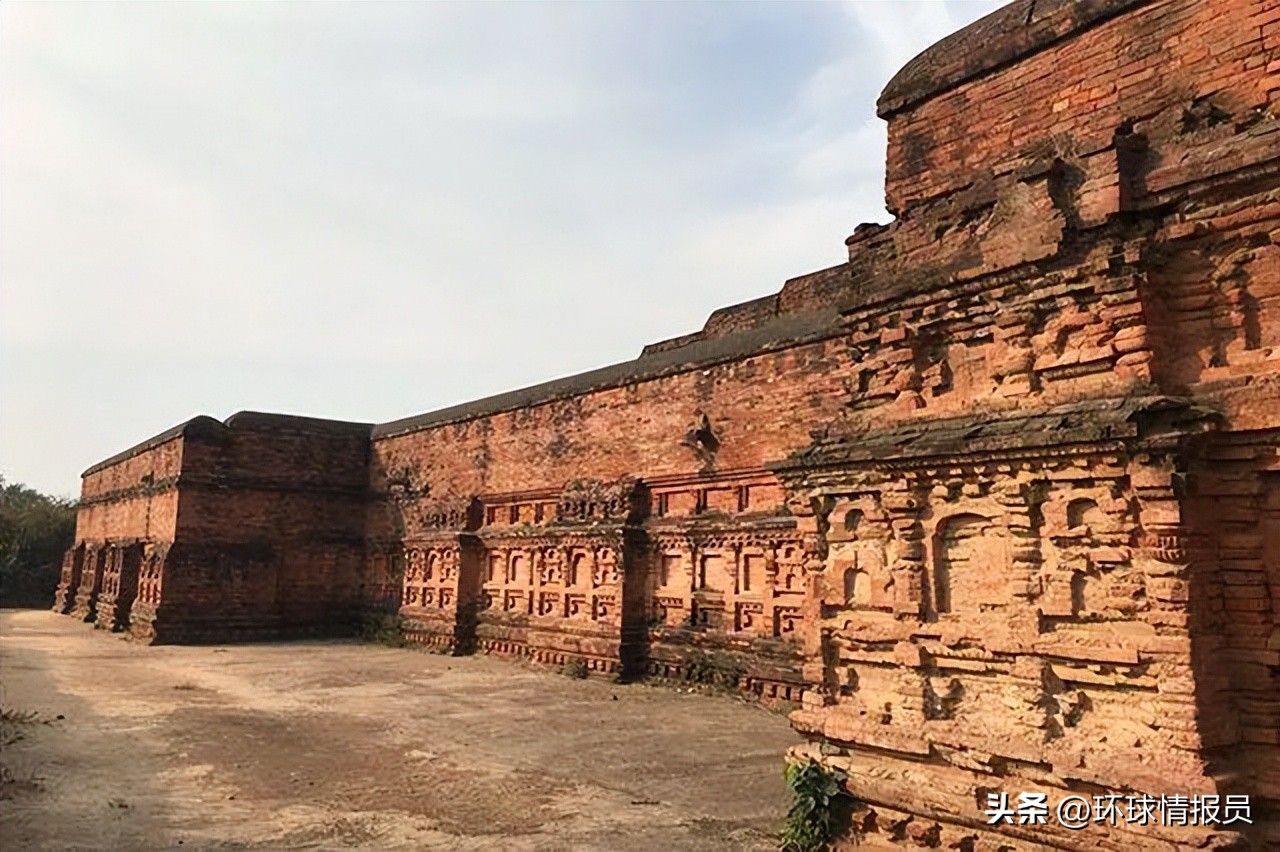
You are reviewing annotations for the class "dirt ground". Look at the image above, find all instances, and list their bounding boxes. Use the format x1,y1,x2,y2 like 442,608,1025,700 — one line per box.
0,609,801,851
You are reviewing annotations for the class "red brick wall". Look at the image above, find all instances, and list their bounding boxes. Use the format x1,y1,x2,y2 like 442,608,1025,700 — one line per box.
782,0,1280,847
64,427,192,626
58,0,1280,843
369,337,852,502
882,0,1277,216
75,436,183,544
153,414,371,642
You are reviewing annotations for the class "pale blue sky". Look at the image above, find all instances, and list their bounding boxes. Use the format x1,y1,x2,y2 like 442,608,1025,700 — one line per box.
2,1,1003,497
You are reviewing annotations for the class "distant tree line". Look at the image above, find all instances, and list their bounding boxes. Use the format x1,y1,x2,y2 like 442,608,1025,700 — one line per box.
0,475,77,607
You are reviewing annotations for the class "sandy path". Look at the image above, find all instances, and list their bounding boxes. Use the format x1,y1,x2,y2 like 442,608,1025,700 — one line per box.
0,609,799,851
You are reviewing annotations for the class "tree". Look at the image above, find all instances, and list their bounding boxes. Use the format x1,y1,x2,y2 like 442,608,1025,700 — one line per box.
0,475,77,607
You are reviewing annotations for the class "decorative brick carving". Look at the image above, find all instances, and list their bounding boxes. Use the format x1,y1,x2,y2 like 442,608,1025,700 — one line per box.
94,541,143,632
52,545,83,614
556,477,639,523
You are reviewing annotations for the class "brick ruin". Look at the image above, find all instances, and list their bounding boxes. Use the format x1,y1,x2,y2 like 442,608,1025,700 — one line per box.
55,0,1279,847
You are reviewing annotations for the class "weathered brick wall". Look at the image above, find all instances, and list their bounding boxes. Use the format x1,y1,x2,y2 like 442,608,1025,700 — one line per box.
75,434,183,543
152,413,371,643
56,427,188,621
1186,439,1280,840
60,414,371,642
641,263,853,356
370,336,855,496
57,0,1279,845
331,7,1280,807
781,0,1280,848
93,542,142,632
365,312,860,693
880,0,1272,218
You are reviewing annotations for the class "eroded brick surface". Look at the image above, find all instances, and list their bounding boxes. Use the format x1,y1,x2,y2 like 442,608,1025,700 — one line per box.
61,0,1280,846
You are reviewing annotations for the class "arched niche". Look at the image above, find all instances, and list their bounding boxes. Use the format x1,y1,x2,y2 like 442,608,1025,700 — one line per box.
510,553,528,585
698,552,728,593
823,497,891,612
932,513,1004,614
843,568,871,607
570,552,587,587
1070,569,1088,615
1067,497,1105,531
844,509,864,535
658,552,681,588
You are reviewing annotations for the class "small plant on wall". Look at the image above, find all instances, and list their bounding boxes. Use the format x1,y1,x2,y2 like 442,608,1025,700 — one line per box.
780,759,851,852
561,658,589,679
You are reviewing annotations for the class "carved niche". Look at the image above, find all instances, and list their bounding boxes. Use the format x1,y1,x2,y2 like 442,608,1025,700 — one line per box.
931,512,1009,615
825,499,894,613
557,477,639,523
420,497,477,531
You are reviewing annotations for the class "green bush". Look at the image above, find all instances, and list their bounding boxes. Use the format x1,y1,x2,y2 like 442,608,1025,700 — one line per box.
682,649,744,691
780,759,849,852
0,476,76,608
